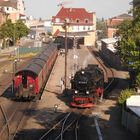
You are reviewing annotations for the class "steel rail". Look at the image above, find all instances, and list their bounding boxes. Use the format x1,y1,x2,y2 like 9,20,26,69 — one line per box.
38,112,71,140
0,105,10,140
87,46,115,101
0,102,32,140
75,116,81,140
11,102,33,140
94,116,103,140
0,109,17,139
54,118,78,140
60,112,71,140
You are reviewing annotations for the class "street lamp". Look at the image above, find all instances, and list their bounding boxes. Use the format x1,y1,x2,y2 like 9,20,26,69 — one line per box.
63,19,70,90
12,59,17,94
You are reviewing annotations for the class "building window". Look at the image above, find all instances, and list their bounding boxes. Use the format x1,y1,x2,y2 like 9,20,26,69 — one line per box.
88,26,90,30
7,7,9,11
55,18,60,23
83,26,85,30
85,19,88,23
77,26,79,30
76,19,80,23
72,26,74,30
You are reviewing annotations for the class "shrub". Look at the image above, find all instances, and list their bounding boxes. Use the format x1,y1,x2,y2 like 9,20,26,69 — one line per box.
118,89,136,105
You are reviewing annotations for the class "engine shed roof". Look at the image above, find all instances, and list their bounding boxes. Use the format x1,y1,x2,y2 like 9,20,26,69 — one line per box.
15,43,57,77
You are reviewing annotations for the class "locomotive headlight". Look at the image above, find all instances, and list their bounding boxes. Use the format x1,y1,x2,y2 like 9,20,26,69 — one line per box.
75,90,78,94
29,84,33,88
86,91,89,94
81,71,85,74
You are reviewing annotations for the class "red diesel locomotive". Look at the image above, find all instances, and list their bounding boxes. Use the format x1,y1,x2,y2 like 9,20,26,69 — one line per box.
13,43,58,99
70,64,104,108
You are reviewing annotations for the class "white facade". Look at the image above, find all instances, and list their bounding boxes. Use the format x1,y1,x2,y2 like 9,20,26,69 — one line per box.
0,0,25,22
17,0,25,15
3,6,16,14
44,20,52,27
71,25,93,32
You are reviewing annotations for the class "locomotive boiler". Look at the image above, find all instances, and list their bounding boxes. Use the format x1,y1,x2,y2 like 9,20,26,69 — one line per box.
70,64,104,108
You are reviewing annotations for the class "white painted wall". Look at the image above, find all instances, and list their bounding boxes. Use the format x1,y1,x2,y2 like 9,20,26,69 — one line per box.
72,25,93,32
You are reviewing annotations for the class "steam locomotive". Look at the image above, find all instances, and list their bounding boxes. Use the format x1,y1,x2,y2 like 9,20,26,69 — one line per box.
13,43,58,100
70,64,104,108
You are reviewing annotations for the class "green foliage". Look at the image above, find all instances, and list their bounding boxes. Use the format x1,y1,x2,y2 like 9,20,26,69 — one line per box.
118,89,136,104
136,73,140,86
0,19,29,48
14,20,29,40
47,32,52,36
0,20,14,39
96,18,107,39
117,6,140,86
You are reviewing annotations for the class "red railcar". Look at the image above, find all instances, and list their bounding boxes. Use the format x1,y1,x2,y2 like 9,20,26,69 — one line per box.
14,43,58,99
70,64,104,108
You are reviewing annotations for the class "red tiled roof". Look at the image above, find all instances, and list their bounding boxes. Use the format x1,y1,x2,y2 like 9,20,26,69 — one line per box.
106,13,132,27
53,29,60,37
0,0,17,9
106,19,123,27
52,7,94,23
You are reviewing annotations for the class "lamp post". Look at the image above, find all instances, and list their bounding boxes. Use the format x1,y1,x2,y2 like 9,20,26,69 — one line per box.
13,23,16,47
12,59,17,94
63,19,69,90
64,20,68,90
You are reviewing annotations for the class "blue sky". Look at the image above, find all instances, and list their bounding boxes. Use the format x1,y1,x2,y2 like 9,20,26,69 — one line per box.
24,0,132,19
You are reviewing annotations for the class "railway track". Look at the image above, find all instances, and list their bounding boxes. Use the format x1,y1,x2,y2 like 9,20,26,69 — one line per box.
0,102,33,140
38,111,81,140
87,46,115,94
38,108,103,140
0,57,32,96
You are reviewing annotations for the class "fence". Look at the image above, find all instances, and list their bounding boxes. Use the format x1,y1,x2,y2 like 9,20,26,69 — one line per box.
121,106,140,138
18,47,42,55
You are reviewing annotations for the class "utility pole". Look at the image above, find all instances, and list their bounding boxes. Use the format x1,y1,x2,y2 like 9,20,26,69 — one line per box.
64,19,68,90
13,23,16,47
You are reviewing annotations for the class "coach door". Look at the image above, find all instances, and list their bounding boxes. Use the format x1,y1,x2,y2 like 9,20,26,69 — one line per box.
22,73,27,88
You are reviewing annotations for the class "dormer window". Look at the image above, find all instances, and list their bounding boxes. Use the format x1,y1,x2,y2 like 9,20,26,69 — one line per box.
76,19,80,23
85,19,88,23
55,18,60,23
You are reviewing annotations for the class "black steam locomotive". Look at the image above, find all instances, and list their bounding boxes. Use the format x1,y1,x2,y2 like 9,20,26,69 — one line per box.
70,64,104,108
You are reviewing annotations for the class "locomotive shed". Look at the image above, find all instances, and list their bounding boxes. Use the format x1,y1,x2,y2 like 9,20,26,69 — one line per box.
0,44,138,140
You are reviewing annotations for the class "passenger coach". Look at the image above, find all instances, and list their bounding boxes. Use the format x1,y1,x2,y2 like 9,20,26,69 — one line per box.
13,43,58,99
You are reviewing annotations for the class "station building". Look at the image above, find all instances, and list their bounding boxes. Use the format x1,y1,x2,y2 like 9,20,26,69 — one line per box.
52,7,96,47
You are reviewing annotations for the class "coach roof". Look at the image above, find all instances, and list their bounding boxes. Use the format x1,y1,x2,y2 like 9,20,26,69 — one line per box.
15,44,57,77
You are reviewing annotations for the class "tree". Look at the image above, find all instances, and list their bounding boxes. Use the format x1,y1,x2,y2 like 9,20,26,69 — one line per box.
14,20,29,41
0,19,29,48
117,5,140,86
118,89,135,105
96,18,107,39
0,20,14,48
